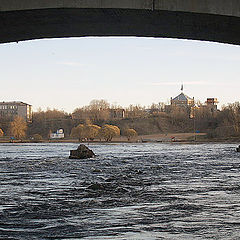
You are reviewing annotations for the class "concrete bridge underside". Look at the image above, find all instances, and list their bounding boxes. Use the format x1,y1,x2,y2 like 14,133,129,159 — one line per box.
0,0,240,45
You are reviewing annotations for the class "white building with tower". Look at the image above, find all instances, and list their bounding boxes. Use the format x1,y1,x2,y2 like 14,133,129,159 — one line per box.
50,129,65,139
169,85,195,109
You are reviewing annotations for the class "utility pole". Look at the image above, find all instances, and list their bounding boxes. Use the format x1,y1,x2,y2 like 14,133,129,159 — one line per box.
193,113,196,141
193,105,196,142
190,100,197,142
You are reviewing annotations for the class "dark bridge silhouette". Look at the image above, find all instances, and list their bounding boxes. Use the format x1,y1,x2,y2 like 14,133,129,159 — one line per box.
0,0,239,45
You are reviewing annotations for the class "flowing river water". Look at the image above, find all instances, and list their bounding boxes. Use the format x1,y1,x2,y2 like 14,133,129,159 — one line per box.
0,143,240,240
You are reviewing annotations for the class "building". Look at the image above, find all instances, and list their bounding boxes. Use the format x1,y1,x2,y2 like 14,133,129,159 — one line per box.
164,87,195,115
50,129,64,139
0,101,32,122
109,109,125,119
170,92,195,107
205,98,218,112
194,98,218,114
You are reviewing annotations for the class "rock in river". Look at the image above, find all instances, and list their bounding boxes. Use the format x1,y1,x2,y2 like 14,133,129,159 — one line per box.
69,144,95,159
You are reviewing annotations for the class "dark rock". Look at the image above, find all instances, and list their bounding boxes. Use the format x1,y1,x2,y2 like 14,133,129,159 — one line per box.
91,168,102,173
87,183,105,191
237,145,240,152
69,144,95,159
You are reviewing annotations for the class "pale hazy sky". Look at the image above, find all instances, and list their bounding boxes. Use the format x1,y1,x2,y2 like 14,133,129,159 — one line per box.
1,37,240,113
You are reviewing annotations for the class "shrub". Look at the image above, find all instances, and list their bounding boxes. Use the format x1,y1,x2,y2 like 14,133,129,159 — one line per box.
99,124,120,141
124,128,138,141
32,134,43,142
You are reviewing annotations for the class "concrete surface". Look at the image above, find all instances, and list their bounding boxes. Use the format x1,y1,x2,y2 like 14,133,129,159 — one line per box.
0,0,239,44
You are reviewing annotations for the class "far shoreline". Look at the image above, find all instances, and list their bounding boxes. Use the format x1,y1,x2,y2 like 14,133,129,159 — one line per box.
0,139,240,144
1,133,240,144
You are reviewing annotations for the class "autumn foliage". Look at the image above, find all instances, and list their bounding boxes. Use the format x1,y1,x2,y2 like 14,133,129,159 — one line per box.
124,128,138,141
98,124,120,142
70,124,85,141
0,128,4,137
70,124,120,142
10,116,27,139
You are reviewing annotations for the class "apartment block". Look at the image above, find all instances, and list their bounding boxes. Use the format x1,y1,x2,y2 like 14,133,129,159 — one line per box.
0,101,32,122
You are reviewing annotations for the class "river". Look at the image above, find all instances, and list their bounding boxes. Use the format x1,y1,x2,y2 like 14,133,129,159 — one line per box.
0,143,239,239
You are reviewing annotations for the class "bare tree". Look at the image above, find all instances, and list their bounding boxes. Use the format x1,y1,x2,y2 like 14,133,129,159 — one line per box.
10,116,27,140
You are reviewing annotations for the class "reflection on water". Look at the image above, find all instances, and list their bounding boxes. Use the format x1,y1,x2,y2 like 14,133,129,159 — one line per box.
0,143,240,239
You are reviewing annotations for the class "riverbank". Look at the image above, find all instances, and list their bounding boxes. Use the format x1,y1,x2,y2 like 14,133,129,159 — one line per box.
1,132,240,144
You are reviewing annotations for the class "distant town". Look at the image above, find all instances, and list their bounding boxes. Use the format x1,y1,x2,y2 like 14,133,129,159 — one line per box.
0,89,239,142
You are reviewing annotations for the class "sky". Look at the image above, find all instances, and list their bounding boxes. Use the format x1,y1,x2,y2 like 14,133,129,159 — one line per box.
0,37,240,113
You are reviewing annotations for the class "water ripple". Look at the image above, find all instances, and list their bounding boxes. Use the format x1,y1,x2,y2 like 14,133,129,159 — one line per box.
0,143,239,239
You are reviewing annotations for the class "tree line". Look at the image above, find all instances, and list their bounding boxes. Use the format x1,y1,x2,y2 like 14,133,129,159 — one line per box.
1,99,240,141
0,116,138,142
0,102,139,141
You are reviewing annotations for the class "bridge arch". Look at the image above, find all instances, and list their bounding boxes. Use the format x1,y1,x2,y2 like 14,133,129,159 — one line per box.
0,0,239,45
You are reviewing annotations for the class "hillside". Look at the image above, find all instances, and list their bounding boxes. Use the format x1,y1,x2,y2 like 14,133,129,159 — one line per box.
109,113,194,135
